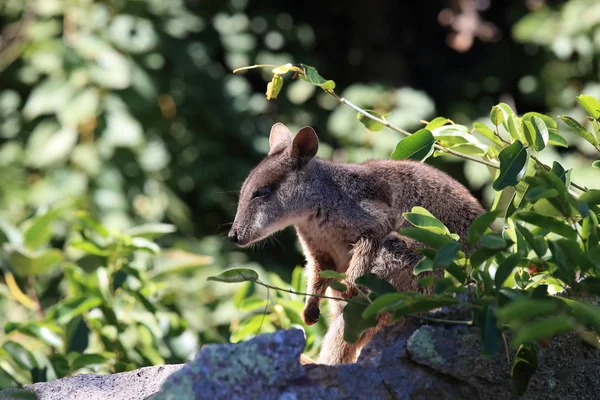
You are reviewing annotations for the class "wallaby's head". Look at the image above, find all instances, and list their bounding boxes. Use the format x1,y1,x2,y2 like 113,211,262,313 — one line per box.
228,123,319,247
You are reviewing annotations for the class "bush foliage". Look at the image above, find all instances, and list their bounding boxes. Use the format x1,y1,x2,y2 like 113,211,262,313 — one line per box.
1,0,600,395
214,63,600,395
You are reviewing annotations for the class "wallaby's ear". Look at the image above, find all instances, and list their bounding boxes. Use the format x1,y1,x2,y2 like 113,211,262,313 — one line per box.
268,123,293,156
290,126,318,163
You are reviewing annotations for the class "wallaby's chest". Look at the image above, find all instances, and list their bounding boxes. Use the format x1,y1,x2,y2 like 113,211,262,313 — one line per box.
295,225,356,273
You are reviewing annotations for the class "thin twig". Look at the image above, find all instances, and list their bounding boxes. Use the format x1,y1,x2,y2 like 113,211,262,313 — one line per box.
406,314,473,326
335,92,590,192
256,287,270,335
256,280,354,303
330,92,501,169
531,155,587,192
502,331,511,365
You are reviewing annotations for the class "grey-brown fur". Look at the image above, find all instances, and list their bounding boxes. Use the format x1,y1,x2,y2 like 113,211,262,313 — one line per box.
229,123,484,364
320,231,442,365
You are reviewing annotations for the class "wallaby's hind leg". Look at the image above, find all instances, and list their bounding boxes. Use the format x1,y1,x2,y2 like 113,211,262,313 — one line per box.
317,313,392,365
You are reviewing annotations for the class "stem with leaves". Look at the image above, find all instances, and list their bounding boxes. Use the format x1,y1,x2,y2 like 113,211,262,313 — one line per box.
233,63,590,193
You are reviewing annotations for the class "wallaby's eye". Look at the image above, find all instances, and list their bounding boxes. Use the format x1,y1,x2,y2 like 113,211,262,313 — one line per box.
252,186,272,199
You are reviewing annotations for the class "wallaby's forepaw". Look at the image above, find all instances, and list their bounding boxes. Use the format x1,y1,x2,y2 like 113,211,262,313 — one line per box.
302,304,320,325
343,284,358,299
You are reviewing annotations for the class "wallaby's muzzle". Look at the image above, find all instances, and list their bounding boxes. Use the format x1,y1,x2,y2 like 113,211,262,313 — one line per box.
228,228,239,244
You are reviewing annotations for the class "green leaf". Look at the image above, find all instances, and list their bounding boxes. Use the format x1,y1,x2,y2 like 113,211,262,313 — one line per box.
513,212,577,240
0,219,23,246
425,117,450,130
558,116,598,147
580,190,600,207
447,143,488,156
362,292,410,318
525,187,558,202
2,341,37,370
23,209,62,250
231,314,274,343
495,254,521,288
548,131,568,147
511,316,575,348
72,353,111,371
576,94,600,119
328,280,347,292
522,112,557,129
343,299,378,343
129,237,160,254
493,141,528,191
434,277,456,294
413,257,434,275
49,354,70,379
390,129,436,161
530,116,549,151
476,305,502,358
403,207,449,235
69,240,110,256
299,64,335,90
470,247,503,267
271,63,295,75
511,344,538,396
319,270,347,280
481,234,507,250
355,273,397,295
467,210,498,246
433,242,460,268
5,245,63,277
207,268,259,283
74,211,109,238
356,110,389,132
472,122,503,146
123,223,176,239
236,296,268,313
557,297,600,334
514,223,547,257
495,103,515,130
522,121,536,151
291,266,305,293
390,295,458,319
496,298,558,325
4,322,63,349
593,160,600,169
507,115,525,143
266,74,283,100
362,293,457,319
398,227,455,249
46,296,103,325
446,262,467,283
489,106,504,126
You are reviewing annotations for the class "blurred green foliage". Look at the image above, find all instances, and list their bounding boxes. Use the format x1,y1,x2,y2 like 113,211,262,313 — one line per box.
0,0,600,390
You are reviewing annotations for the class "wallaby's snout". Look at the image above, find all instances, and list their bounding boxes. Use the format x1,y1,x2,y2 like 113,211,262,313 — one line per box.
228,228,239,244
228,123,319,248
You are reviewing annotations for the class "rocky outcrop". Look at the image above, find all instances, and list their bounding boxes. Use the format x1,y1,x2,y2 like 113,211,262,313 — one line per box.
0,364,183,400
3,308,600,400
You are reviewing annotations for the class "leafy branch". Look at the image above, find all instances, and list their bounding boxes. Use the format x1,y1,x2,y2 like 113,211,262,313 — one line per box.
233,63,595,193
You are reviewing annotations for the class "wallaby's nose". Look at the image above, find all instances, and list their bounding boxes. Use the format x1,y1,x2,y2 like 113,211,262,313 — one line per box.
228,229,239,244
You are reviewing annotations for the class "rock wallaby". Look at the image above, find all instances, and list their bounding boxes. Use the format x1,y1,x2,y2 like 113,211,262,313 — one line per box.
228,123,485,364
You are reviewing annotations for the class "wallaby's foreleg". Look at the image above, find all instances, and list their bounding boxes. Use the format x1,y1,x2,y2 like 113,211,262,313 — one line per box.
344,236,380,298
303,255,336,325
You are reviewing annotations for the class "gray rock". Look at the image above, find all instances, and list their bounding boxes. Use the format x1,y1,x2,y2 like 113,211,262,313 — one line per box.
153,309,600,400
0,364,183,400
4,303,600,400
